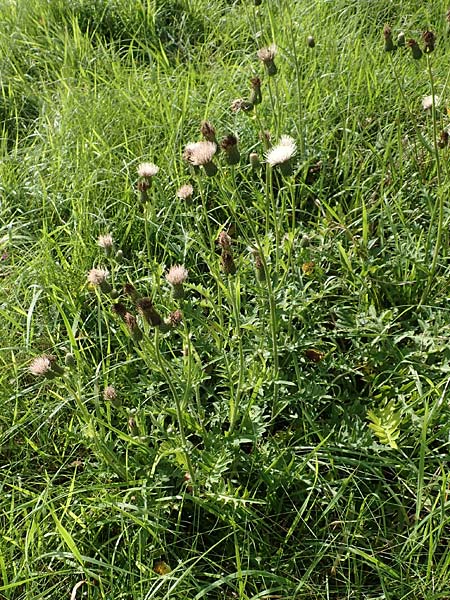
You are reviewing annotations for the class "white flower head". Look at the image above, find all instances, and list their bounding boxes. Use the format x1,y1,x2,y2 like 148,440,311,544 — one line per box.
29,355,53,376
87,268,109,286
166,265,188,286
257,44,277,63
138,162,159,178
177,184,194,200
98,234,113,250
183,141,217,166
265,135,297,167
422,95,441,111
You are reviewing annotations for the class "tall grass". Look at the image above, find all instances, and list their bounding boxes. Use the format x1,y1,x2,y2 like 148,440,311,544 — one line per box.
2,1,450,598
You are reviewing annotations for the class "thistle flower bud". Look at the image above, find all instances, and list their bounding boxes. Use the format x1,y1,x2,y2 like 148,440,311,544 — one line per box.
252,251,266,282
438,129,449,148
249,152,261,170
137,163,159,200
64,353,76,368
307,35,315,48
115,249,124,263
250,77,262,105
397,31,405,47
137,179,150,203
383,25,394,52
257,44,277,76
137,297,162,327
217,231,232,249
220,134,240,165
166,265,188,299
200,121,217,143
103,385,121,407
422,30,435,53
128,416,138,436
407,39,422,59
160,309,183,333
124,312,143,342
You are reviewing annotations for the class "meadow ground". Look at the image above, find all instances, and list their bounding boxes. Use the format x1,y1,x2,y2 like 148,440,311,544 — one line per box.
2,1,450,598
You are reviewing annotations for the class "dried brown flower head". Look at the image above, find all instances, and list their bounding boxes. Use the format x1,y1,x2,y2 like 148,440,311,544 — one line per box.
383,24,394,52
137,298,162,326
221,250,236,275
217,231,232,249
200,121,217,142
231,98,253,113
112,302,127,318
220,134,240,165
407,39,423,59
422,30,435,53
123,283,140,302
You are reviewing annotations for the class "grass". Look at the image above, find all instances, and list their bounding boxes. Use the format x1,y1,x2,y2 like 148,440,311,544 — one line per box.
2,0,450,598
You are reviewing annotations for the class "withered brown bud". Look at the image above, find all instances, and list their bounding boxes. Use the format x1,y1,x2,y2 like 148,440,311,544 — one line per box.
422,30,435,53
383,25,394,52
407,39,423,59
221,250,236,275
200,121,217,143
137,298,162,326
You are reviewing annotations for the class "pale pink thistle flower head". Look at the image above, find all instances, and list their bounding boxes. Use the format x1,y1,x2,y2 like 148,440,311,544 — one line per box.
257,44,277,76
29,355,64,379
177,183,194,201
137,162,159,178
87,268,112,294
183,141,218,176
166,265,188,299
265,135,297,175
98,234,114,256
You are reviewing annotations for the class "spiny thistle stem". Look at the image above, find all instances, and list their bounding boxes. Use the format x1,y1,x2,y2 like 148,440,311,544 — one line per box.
421,54,445,305
153,329,195,484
